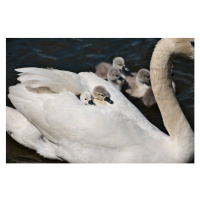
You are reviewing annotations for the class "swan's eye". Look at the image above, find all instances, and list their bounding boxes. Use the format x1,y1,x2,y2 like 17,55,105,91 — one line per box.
190,41,194,47
147,76,150,79
85,98,87,100
115,75,119,77
118,64,122,66
100,94,104,97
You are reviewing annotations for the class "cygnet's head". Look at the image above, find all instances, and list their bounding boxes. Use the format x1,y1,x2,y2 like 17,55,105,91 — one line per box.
136,69,151,86
112,57,130,72
107,68,126,83
80,91,95,105
92,86,114,104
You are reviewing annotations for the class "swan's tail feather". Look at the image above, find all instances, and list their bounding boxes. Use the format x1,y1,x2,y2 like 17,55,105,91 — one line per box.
15,67,86,95
6,106,60,160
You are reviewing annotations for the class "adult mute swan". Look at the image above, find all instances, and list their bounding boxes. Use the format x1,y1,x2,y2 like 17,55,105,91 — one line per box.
6,38,194,163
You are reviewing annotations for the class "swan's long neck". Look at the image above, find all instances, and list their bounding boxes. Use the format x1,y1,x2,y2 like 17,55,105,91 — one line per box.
150,40,193,142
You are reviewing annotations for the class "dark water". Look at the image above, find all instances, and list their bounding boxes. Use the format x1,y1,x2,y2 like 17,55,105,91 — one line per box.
6,38,194,163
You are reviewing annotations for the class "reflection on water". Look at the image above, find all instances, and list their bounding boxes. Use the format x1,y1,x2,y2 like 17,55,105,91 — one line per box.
6,38,194,163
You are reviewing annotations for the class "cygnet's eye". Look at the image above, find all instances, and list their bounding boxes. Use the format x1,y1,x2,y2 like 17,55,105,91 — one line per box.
190,41,194,47
118,64,122,66
115,74,119,77
100,94,104,97
85,98,87,100
147,76,150,79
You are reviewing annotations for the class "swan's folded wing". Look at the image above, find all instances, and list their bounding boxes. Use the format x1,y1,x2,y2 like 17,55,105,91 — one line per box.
8,84,150,149
15,67,86,95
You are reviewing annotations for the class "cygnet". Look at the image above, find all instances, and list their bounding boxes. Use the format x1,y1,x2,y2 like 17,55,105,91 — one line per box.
79,91,95,105
92,86,114,105
95,57,130,79
107,68,126,90
125,69,150,98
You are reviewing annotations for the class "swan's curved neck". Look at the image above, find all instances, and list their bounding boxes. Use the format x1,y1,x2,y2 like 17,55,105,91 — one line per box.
150,40,193,141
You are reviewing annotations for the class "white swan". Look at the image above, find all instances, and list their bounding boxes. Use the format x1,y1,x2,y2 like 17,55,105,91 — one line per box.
95,57,130,79
6,38,194,163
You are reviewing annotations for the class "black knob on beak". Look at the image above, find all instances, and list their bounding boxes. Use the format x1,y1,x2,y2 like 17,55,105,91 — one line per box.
88,100,96,105
104,97,114,104
118,76,126,83
122,66,130,72
190,41,194,47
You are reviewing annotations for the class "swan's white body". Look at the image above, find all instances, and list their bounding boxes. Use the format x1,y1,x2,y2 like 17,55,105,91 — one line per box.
6,38,194,163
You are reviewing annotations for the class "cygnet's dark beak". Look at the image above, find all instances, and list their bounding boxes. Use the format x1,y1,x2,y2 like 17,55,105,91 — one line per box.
88,100,96,106
146,79,151,86
118,76,126,83
104,97,114,104
122,66,130,72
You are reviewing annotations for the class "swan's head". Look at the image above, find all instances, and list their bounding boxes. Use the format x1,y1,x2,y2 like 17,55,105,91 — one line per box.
161,38,194,60
107,68,126,83
92,86,114,104
80,91,95,105
172,38,194,60
136,69,151,86
113,57,130,72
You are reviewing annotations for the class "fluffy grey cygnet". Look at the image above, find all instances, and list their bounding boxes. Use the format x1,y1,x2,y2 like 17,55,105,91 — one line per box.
95,57,129,79
107,68,126,90
92,86,114,104
125,69,150,98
